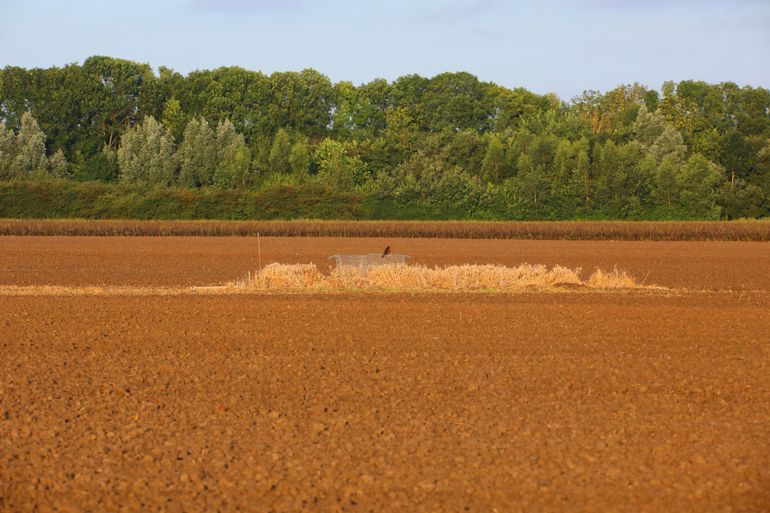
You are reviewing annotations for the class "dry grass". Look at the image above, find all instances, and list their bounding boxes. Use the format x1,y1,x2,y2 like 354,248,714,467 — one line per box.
234,263,654,292
0,263,657,296
0,285,188,296
1,219,769,241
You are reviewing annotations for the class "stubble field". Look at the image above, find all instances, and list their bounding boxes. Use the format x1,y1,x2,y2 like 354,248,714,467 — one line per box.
1,236,769,512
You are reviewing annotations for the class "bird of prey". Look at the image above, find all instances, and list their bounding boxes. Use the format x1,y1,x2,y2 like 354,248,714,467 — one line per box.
382,246,391,258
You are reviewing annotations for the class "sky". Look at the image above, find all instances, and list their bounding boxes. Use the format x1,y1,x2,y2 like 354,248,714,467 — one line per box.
0,0,768,100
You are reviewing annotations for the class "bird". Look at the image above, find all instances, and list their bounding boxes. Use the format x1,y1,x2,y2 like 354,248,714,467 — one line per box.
381,246,391,258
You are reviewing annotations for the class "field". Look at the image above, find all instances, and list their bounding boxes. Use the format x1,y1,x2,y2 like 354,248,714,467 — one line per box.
2,235,770,512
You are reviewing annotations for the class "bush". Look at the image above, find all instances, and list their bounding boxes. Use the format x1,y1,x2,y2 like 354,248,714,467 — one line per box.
0,180,363,220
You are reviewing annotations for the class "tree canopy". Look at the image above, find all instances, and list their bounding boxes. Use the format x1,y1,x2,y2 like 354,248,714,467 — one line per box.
1,56,769,219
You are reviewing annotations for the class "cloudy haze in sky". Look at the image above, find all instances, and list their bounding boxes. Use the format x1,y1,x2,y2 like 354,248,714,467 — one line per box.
1,0,768,99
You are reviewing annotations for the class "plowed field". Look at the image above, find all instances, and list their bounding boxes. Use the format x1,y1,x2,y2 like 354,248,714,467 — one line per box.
1,236,769,290
1,237,769,512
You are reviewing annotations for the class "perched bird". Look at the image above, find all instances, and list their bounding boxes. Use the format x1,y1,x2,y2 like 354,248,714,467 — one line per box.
382,246,391,258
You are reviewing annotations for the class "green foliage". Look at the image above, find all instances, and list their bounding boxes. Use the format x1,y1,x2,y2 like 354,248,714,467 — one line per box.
654,155,680,210
267,69,335,136
2,57,770,219
212,119,251,188
0,179,363,220
512,153,552,219
649,125,687,163
117,116,176,185
718,179,765,219
289,137,311,176
481,135,506,183
81,56,157,149
442,130,486,175
177,117,216,187
161,97,186,143
0,122,16,180
419,72,495,132
268,128,292,175
371,152,483,217
677,154,723,219
313,138,367,191
12,112,48,178
632,105,666,146
48,149,69,178
72,146,118,182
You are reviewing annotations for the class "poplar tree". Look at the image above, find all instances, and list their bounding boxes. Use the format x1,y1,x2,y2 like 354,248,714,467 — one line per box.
268,128,292,175
177,117,216,187
117,116,176,185
48,149,69,177
0,123,16,180
212,119,251,188
12,112,48,177
649,126,687,164
632,105,666,146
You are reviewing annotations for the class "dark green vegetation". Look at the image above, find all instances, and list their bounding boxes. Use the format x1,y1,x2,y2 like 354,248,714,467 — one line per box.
1,56,769,220
0,180,362,220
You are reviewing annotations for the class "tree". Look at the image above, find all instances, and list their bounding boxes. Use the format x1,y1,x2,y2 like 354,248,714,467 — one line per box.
0,123,16,180
177,117,216,187
551,138,590,216
268,128,292,175
593,140,629,216
267,69,334,136
390,74,429,131
117,116,176,185
289,137,311,176
654,155,679,210
513,153,553,219
443,130,486,176
331,81,356,140
72,145,118,182
1,57,769,220
632,105,666,146
754,139,770,207
649,125,687,163
572,84,648,137
420,72,495,132
161,97,186,143
718,179,765,219
372,151,482,215
12,112,48,178
212,119,251,188
48,149,69,177
481,135,506,183
313,138,366,191
350,78,391,137
677,153,723,218
490,86,549,131
82,56,157,149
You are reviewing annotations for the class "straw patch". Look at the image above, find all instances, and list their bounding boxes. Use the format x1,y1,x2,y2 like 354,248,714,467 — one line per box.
233,262,655,292
0,263,661,296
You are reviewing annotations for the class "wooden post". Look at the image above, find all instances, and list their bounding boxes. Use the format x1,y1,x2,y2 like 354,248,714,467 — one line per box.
258,232,262,271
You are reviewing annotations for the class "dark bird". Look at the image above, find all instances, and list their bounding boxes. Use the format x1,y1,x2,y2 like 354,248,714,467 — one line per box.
381,246,391,258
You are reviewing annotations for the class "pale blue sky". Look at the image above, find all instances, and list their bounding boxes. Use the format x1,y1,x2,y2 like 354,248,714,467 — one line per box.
1,0,768,100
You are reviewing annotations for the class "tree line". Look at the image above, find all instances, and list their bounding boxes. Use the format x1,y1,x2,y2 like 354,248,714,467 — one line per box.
1,56,769,220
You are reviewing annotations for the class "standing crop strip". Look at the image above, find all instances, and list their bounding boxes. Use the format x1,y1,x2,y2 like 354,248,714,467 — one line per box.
1,219,770,240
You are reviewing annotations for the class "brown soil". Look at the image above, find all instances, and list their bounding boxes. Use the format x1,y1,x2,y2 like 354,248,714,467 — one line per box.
0,236,769,290
1,237,770,512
